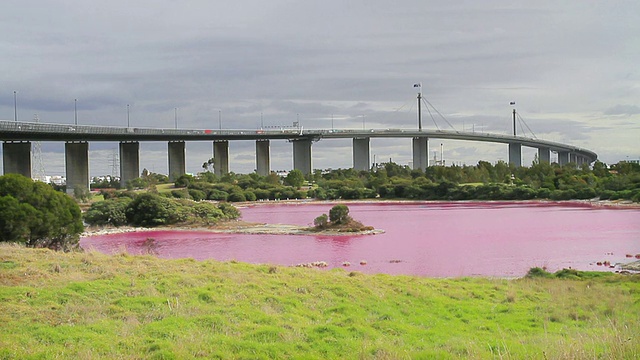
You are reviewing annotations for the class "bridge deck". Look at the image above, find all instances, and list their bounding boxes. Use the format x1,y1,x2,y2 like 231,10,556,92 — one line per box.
0,120,597,162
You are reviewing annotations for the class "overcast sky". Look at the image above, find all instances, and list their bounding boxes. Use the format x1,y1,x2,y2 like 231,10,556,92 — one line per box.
1,0,638,177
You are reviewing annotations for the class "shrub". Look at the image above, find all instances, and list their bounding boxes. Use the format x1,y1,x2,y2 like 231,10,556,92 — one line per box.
84,198,132,226
0,174,84,250
191,202,225,224
217,202,241,220
125,193,179,227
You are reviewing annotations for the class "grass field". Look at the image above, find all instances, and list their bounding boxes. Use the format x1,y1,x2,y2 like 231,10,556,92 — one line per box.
1,244,638,359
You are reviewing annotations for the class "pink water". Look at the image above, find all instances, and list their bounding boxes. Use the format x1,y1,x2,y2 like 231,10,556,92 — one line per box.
80,202,640,277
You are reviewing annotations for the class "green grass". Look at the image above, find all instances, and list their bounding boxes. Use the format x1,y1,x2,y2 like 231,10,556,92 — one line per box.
1,244,639,359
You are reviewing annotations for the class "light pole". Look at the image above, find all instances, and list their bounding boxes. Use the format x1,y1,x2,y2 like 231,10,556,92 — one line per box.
362,114,365,130
74,99,78,125
510,101,516,136
414,83,422,131
13,91,17,122
127,104,130,127
218,110,221,130
174,107,178,129
260,112,263,129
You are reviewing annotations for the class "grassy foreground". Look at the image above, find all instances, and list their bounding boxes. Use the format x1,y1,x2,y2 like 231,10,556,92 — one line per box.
1,244,639,359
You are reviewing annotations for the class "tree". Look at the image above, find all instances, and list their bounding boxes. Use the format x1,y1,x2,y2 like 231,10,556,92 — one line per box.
284,169,305,188
0,174,84,250
329,204,350,224
313,213,328,228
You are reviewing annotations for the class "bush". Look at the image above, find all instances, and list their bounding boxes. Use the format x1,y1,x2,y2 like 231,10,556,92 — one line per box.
84,198,132,226
191,202,225,224
125,193,179,227
207,190,229,201
0,174,84,250
217,202,241,220
188,189,207,201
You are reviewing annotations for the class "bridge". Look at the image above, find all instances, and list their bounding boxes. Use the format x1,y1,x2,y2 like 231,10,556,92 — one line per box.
0,120,597,193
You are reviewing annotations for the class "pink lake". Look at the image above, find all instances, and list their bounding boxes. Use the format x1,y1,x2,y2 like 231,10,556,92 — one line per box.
80,202,640,277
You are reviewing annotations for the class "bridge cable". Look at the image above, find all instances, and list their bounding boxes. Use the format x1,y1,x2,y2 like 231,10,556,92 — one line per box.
424,103,440,131
422,97,457,132
516,112,537,139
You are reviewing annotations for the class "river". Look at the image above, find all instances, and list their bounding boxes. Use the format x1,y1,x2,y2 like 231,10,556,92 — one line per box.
80,201,640,277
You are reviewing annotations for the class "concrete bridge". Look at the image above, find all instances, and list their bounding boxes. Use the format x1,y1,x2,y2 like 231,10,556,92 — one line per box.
0,120,597,193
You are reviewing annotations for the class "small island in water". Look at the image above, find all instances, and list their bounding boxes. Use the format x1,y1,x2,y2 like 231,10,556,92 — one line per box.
308,204,375,233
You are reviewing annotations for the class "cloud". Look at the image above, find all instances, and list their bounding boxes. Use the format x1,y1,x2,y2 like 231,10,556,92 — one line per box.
604,105,640,116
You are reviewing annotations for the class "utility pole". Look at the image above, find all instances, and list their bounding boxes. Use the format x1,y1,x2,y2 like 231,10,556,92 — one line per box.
174,107,178,129
74,99,78,125
127,104,130,127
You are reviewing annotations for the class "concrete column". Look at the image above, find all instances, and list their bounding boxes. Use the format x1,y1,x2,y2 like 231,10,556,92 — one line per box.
412,137,429,171
255,140,270,176
2,141,31,178
292,138,312,175
352,137,370,171
65,141,89,195
537,147,551,163
508,143,522,167
119,141,139,187
213,140,230,176
168,141,186,182
570,153,578,164
558,151,569,165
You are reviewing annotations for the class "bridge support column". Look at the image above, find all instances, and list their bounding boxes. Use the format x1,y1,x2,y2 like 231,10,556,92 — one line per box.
558,151,569,165
570,153,578,164
412,137,429,171
537,147,551,164
255,140,270,176
508,143,522,167
213,140,229,176
292,138,312,175
65,141,89,195
119,141,139,187
168,141,186,182
352,137,370,171
2,141,31,178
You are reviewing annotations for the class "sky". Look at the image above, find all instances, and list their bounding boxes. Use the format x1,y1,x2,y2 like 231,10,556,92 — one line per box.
1,0,638,177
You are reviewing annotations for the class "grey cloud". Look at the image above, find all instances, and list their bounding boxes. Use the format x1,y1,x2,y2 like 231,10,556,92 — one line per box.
604,105,640,116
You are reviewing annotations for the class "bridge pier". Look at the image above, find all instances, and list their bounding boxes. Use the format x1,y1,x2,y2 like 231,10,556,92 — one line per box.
537,147,551,164
65,141,89,195
557,151,569,165
353,137,370,171
570,153,578,164
292,138,312,175
256,140,270,176
168,141,186,182
213,140,229,176
412,137,429,171
508,143,522,167
119,141,140,187
2,141,31,178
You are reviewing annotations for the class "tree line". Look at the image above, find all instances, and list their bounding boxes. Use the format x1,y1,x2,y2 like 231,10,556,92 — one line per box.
163,160,639,203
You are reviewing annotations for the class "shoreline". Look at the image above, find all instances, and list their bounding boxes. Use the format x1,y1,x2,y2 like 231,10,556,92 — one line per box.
233,198,640,209
82,221,385,237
